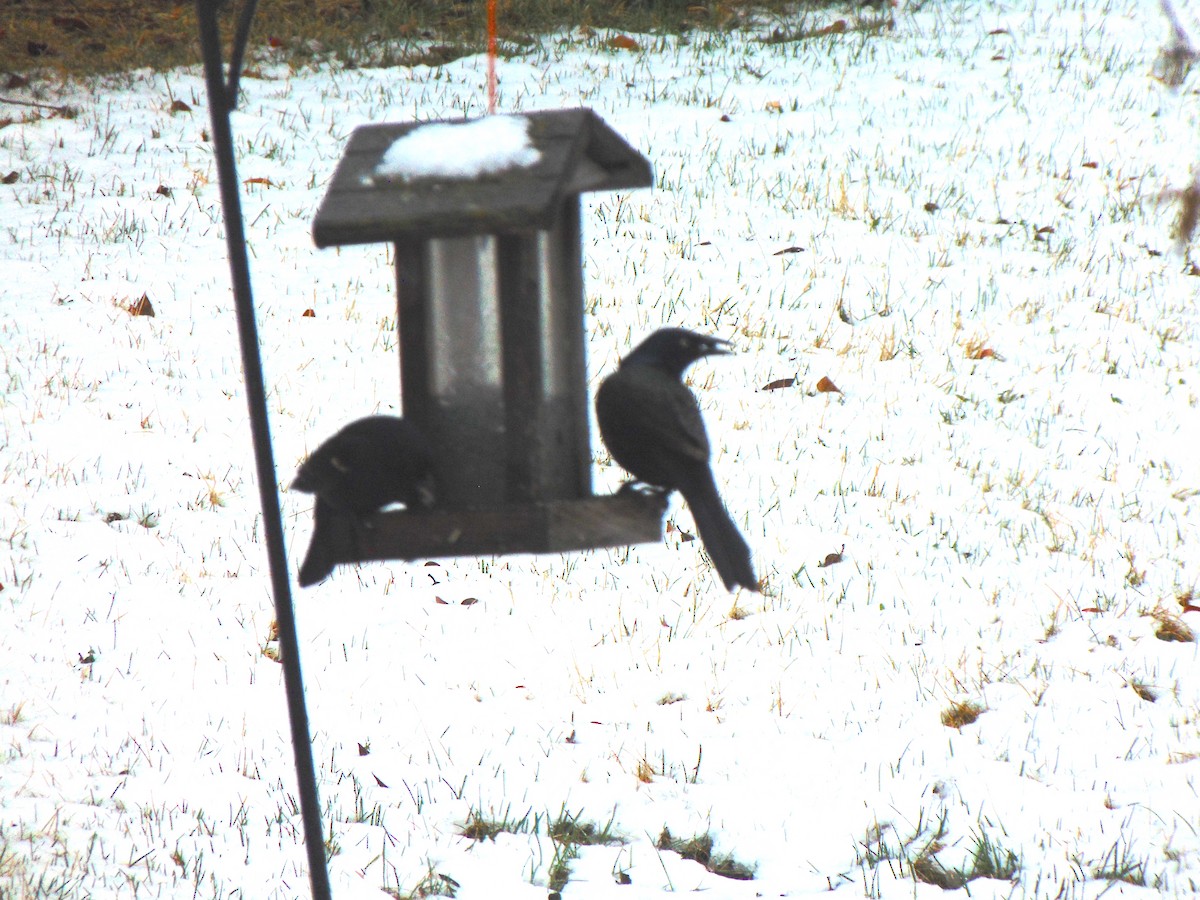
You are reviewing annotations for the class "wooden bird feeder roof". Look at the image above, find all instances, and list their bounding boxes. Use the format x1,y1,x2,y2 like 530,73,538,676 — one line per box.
312,108,653,247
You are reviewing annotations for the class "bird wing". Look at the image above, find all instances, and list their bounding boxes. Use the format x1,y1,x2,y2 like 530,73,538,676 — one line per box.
597,366,710,477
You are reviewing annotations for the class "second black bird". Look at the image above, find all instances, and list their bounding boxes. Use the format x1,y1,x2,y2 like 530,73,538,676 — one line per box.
596,328,757,592
292,415,435,587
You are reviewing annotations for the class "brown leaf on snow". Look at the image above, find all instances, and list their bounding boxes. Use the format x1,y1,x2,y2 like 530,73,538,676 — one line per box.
762,377,795,391
816,376,841,393
819,545,845,567
128,293,155,317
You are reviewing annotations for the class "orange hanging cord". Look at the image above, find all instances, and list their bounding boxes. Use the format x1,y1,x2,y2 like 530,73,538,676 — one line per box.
486,0,498,113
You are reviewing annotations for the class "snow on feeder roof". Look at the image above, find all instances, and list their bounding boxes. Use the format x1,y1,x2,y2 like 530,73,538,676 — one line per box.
372,115,541,182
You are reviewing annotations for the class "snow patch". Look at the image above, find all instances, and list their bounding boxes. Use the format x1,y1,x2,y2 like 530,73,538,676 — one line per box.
373,114,540,182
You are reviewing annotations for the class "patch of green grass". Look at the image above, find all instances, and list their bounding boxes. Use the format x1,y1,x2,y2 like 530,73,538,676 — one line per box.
549,806,621,847
857,814,1021,890
461,804,621,893
391,864,459,899
459,804,539,841
968,829,1021,882
1092,839,1150,887
657,827,755,880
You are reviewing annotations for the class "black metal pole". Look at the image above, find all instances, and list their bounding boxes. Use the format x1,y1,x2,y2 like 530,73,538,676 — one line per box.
194,4,332,899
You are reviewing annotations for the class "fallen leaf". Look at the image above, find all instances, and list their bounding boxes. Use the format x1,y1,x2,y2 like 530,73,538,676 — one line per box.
373,774,388,787
1080,607,1101,613
435,596,448,604
244,176,276,187
988,28,1010,35
357,743,370,756
820,544,845,567
762,377,795,391
1131,683,1157,702
719,114,732,122
772,245,805,255
268,36,284,48
816,376,841,393
155,184,172,197
606,34,639,50
1081,161,1098,169
460,597,478,606
170,99,191,113
764,100,783,112
129,293,155,317
2,171,18,184
5,74,29,90
301,308,316,317
924,201,939,212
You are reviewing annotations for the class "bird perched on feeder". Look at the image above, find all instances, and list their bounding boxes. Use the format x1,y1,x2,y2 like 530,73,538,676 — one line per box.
595,328,757,592
292,416,435,587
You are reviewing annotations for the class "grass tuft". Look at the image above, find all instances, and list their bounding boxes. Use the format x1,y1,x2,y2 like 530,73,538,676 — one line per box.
1149,607,1195,643
657,827,755,880
460,805,537,841
940,699,985,729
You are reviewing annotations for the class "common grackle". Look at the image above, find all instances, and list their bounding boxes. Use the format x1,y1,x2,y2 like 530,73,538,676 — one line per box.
596,328,757,591
292,415,435,587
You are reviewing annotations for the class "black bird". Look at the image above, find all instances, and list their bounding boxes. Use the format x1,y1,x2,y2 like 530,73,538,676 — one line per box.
596,328,758,592
292,416,435,587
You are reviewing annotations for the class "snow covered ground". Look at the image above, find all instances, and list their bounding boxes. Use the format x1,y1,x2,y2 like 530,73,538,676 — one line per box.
2,0,1199,897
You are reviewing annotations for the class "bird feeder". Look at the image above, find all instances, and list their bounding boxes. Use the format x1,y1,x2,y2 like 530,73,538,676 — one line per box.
311,108,666,562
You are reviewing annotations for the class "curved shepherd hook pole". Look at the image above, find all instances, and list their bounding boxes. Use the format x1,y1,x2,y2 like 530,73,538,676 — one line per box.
194,3,333,899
